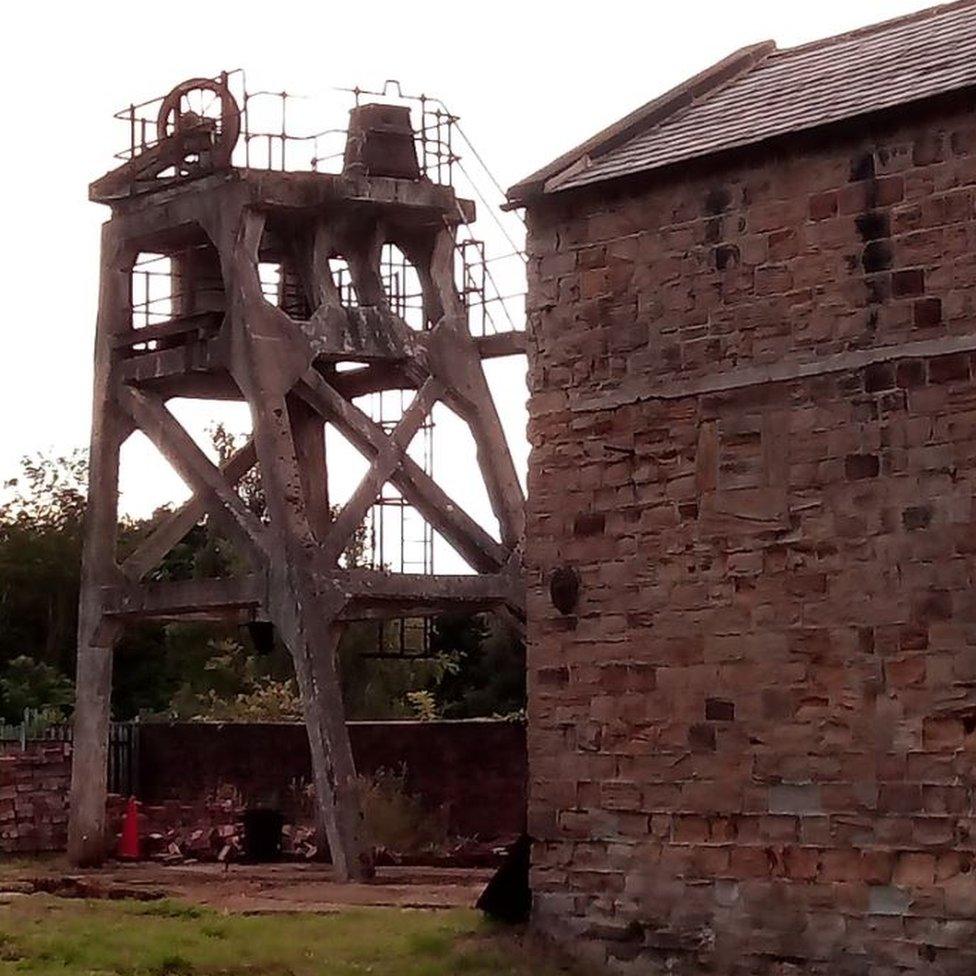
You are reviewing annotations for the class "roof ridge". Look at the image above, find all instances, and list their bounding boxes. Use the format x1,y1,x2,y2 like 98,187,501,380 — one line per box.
579,34,797,175
507,0,976,206
505,41,775,207
770,0,974,57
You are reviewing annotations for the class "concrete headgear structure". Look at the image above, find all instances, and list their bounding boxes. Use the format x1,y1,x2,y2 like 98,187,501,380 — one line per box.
70,73,526,879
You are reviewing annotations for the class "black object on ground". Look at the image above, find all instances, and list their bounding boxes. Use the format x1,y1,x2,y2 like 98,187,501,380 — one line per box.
243,807,284,862
476,833,532,923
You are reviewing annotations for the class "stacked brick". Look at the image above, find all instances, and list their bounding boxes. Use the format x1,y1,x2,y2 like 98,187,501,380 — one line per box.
0,743,71,853
524,96,976,974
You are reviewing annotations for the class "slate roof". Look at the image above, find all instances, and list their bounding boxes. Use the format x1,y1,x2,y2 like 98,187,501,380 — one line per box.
508,0,976,205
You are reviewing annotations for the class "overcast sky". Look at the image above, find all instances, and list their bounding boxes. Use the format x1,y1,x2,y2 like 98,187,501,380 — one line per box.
0,0,947,567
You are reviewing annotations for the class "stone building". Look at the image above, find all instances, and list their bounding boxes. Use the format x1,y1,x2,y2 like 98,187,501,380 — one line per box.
508,2,976,972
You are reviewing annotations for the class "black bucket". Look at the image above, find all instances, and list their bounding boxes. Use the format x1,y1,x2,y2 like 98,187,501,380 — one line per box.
243,807,284,862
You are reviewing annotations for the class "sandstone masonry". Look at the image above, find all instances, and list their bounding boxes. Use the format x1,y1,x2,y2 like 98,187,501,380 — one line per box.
523,95,976,974
0,743,71,854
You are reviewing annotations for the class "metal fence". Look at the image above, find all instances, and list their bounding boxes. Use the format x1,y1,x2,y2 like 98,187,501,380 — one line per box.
0,709,138,796
108,722,139,797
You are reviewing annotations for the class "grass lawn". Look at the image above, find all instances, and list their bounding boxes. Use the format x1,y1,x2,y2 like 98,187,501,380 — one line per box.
0,896,575,976
0,857,65,878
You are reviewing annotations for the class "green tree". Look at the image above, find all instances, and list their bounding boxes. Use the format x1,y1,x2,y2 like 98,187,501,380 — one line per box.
0,655,75,723
429,613,526,719
0,443,526,725
0,451,88,684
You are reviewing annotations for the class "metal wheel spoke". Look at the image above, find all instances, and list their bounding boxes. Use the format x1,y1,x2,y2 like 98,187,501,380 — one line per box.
154,76,241,167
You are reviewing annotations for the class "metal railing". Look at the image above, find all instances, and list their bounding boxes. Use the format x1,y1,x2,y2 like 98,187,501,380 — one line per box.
1,709,138,796
108,72,526,338
111,71,460,185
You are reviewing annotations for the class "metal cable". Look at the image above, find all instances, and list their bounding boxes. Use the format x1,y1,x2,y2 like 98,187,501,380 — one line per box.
456,158,527,265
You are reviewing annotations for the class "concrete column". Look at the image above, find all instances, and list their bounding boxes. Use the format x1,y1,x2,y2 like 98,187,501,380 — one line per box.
68,229,130,866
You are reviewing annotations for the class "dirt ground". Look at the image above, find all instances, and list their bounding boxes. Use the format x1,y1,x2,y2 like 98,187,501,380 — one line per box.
0,858,492,914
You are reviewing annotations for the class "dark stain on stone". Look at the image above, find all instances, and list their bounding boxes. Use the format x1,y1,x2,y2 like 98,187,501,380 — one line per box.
896,360,926,388
903,505,933,531
914,297,942,327
574,512,606,536
865,362,895,392
537,666,569,687
913,134,945,166
714,244,739,271
688,723,716,751
846,453,880,480
856,211,890,241
850,152,875,182
865,275,889,306
704,186,732,216
862,240,893,273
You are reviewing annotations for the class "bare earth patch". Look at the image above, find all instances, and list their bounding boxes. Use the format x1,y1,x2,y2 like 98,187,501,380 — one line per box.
0,860,489,912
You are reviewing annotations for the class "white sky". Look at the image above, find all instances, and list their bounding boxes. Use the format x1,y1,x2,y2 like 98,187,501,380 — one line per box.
0,0,946,570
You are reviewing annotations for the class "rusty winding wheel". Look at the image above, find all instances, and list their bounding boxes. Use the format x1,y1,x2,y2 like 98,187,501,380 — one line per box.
156,77,241,168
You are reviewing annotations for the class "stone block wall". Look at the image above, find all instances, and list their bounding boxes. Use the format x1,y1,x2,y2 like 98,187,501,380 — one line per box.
0,743,71,854
137,719,526,841
524,93,976,974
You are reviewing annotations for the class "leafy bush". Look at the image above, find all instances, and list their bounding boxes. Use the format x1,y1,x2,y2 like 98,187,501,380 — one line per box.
405,689,439,721
359,766,450,855
171,677,305,723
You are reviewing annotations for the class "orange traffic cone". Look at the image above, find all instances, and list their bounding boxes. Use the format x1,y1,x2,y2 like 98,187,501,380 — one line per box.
118,796,141,860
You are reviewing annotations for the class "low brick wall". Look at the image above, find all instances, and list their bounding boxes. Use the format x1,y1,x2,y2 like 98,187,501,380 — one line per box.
137,719,526,840
1,719,525,856
0,743,71,853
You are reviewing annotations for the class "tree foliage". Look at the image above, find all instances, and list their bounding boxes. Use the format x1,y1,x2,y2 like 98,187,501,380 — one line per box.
0,443,525,724
429,613,526,719
0,655,75,724
0,451,88,706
